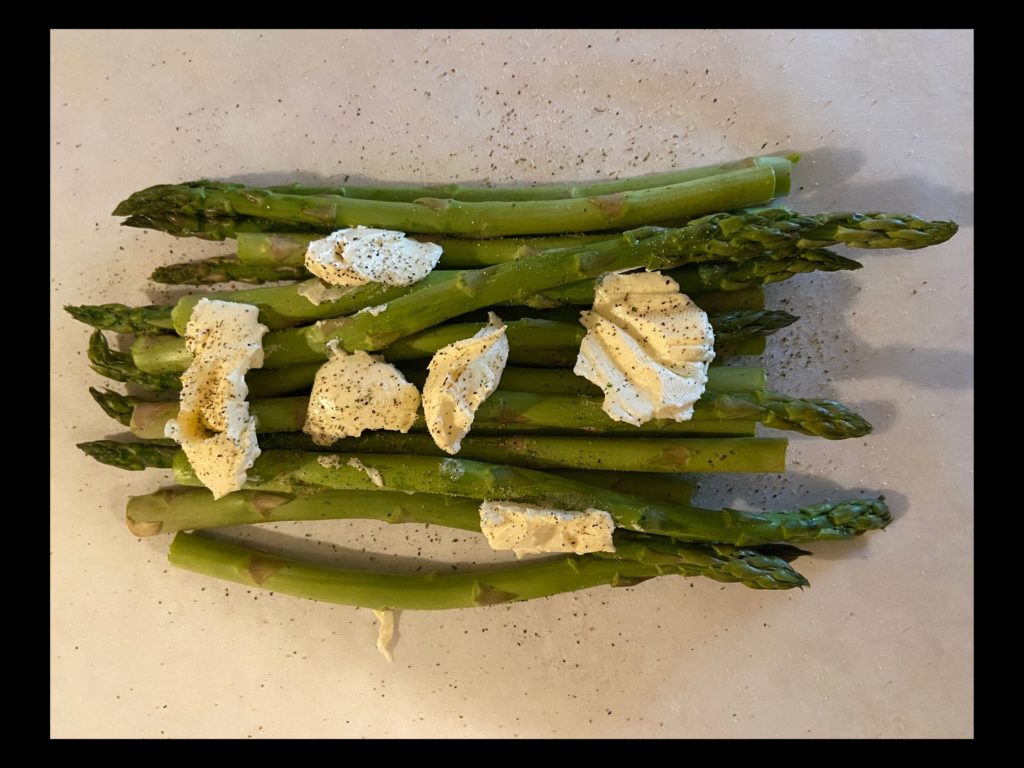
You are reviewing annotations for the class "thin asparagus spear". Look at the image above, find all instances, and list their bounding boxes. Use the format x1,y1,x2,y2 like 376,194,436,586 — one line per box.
168,531,809,607
65,304,176,335
151,256,307,285
77,440,176,471
168,450,890,544
114,166,780,237
131,310,794,374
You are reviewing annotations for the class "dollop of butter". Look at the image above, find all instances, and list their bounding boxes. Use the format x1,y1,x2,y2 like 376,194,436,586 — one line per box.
164,299,268,499
479,501,616,559
573,271,715,426
423,313,509,454
305,227,442,287
303,342,420,445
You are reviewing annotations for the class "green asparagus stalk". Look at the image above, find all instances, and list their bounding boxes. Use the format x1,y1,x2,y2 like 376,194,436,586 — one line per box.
83,441,697,507
74,258,782,336
128,384,864,442
121,212,310,240
168,531,809,607
257,433,772,470
126,486,687,536
240,231,619,267
165,245,857,295
132,308,794,374
553,471,695,506
258,155,795,202
128,390,763,441
399,365,765,398
169,450,890,544
65,303,176,335
77,439,176,471
88,387,140,427
127,486,482,536
114,166,780,237
253,210,955,355
151,256,307,285
86,330,182,391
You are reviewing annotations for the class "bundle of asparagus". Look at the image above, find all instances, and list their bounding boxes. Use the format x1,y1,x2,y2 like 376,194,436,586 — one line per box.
69,153,956,628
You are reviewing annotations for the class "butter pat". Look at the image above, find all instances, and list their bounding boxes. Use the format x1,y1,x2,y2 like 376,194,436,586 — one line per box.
573,271,715,426
423,313,508,454
303,343,420,445
305,227,442,287
479,501,616,559
164,299,268,499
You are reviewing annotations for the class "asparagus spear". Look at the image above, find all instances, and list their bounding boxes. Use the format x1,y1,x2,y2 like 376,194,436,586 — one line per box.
151,256,307,285
121,212,309,240
83,442,698,507
154,252,840,336
167,450,889,544
77,441,886,545
126,384,866,441
128,390,763,440
85,330,182,391
257,433,772,470
65,303,176,335
257,154,795,202
85,326,765,398
114,166,780,237
249,210,955,356
240,231,620,268
131,309,795,374
74,254,790,336
168,531,810,607
150,247,860,290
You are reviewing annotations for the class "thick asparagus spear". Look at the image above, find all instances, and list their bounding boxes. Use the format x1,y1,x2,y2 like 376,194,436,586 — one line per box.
258,155,795,202
83,442,697,507
400,365,765,397
127,384,865,441
114,166,780,237
131,309,794,374
252,210,956,355
239,231,620,268
86,327,764,398
168,531,809,607
257,433,773,470
168,450,889,544
86,330,182,391
74,257,787,335
150,246,859,291
125,486,676,536
129,391,763,440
